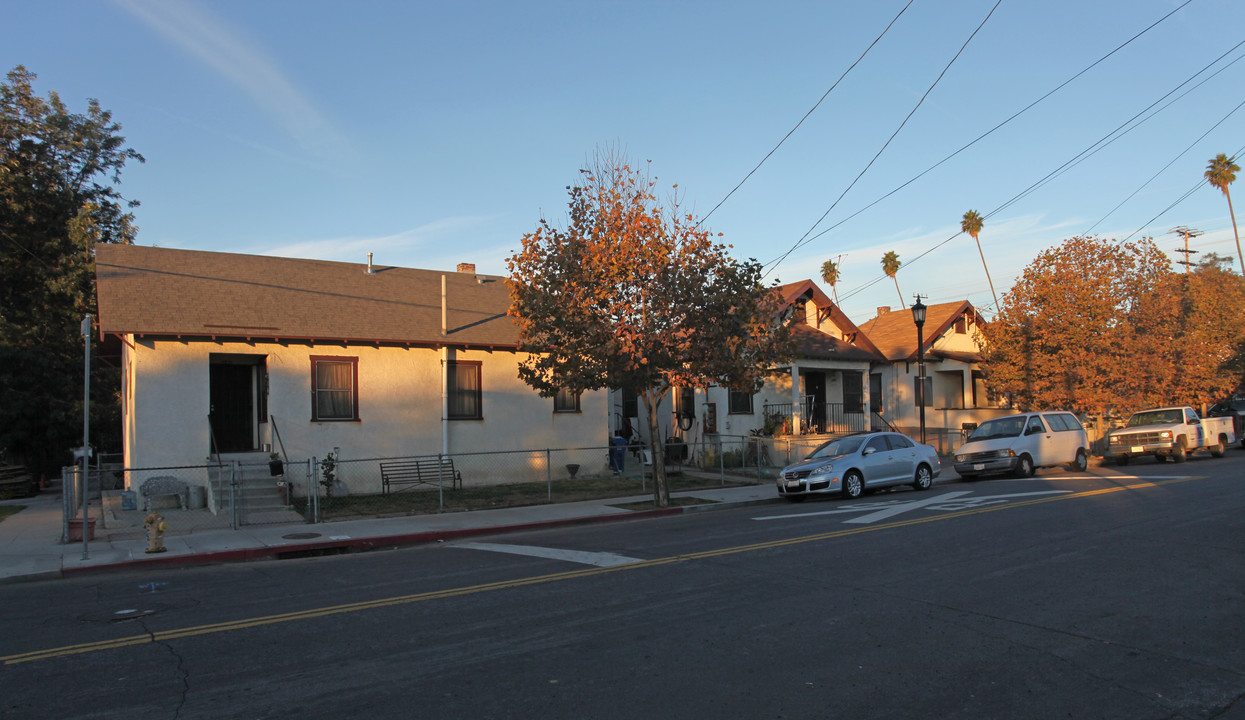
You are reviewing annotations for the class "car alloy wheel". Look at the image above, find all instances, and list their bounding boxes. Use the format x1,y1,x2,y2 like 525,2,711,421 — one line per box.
843,471,863,499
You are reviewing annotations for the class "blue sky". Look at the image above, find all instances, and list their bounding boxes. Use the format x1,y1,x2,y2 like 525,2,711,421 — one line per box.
7,0,1243,322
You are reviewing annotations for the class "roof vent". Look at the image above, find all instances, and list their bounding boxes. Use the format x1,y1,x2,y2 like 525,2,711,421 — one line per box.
877,306,891,316
457,263,476,274
366,252,375,274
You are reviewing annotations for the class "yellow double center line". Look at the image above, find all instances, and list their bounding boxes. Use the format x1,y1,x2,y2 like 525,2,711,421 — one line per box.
2,477,1190,665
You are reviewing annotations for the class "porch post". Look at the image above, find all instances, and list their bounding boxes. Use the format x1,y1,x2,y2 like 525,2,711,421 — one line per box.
791,363,802,435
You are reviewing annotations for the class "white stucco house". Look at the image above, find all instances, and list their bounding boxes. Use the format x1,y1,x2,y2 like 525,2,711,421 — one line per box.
94,245,609,491
610,279,885,451
608,280,1009,459
856,300,1010,452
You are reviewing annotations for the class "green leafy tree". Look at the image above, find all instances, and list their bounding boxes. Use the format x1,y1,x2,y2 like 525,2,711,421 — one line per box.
508,154,794,507
880,251,903,305
1204,153,1243,276
960,209,998,311
984,236,1245,437
0,66,142,475
820,258,840,305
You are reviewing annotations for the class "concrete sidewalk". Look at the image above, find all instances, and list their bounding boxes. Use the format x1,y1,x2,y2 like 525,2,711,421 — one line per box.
0,483,781,583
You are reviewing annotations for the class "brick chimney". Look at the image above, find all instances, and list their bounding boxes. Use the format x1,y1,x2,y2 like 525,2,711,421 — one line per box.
456,263,476,273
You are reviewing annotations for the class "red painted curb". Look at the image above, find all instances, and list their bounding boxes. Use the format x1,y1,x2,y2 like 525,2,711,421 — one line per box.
60,506,687,577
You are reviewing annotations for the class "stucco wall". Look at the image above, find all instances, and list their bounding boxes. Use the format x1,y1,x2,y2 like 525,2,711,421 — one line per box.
123,339,608,472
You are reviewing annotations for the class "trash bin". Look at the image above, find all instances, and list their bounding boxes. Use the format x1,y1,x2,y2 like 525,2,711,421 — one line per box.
186,485,207,509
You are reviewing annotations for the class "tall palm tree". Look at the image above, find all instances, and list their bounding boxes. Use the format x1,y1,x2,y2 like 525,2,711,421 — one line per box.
881,251,903,305
961,209,999,311
1205,153,1243,276
820,258,840,305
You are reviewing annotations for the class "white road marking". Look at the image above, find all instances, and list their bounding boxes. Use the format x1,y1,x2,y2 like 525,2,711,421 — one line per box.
757,492,972,522
455,542,643,567
757,488,1079,526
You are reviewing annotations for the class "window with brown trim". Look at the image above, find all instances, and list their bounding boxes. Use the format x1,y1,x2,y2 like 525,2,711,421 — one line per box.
311,356,359,421
448,361,483,420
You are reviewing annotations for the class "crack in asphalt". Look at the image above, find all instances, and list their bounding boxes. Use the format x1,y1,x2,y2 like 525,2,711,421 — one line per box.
137,618,189,719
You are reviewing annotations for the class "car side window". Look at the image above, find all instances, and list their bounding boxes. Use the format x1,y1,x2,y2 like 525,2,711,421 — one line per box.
1026,417,1046,434
1047,414,1074,431
1061,414,1085,431
1185,409,1199,424
865,437,890,454
888,434,914,449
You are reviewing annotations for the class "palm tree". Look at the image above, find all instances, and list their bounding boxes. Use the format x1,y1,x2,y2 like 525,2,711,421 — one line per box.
820,258,840,305
881,251,903,305
1205,153,1243,276
961,209,999,311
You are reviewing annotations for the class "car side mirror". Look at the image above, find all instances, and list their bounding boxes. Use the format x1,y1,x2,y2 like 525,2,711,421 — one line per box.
862,447,876,456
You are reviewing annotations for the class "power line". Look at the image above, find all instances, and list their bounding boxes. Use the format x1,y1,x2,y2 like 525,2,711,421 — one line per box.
1086,92,1245,235
836,44,1242,307
764,0,1197,273
697,1,915,228
1122,142,1245,243
764,0,1003,277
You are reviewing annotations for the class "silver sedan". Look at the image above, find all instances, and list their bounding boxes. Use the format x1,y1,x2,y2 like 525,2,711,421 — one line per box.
776,431,941,501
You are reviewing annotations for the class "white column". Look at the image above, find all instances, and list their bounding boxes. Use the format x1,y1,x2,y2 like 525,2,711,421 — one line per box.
791,363,802,435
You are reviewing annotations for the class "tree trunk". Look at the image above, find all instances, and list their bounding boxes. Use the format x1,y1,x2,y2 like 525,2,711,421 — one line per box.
640,390,670,507
974,236,999,311
1225,187,1243,277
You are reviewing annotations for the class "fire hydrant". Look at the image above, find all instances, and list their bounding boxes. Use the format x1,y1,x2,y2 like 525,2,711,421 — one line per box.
144,512,168,554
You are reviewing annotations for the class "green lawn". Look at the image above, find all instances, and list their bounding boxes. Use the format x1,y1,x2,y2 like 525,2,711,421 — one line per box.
0,505,24,523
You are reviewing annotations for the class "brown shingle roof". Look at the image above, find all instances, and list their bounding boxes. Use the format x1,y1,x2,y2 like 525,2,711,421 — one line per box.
790,324,883,362
95,245,517,347
855,300,982,362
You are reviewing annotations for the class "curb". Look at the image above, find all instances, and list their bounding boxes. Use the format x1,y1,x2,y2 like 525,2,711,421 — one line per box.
57,503,720,578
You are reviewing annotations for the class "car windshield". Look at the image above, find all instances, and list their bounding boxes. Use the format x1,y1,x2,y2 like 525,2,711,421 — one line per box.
1127,410,1181,427
808,436,866,459
967,417,1025,441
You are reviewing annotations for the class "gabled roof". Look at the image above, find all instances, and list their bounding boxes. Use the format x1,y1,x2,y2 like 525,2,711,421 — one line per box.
790,324,883,362
855,300,984,362
94,245,517,347
775,279,884,358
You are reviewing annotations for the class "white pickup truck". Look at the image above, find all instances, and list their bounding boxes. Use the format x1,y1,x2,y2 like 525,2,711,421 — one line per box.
1108,406,1237,464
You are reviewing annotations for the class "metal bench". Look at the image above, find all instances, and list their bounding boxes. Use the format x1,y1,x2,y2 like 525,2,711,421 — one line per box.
380,458,462,494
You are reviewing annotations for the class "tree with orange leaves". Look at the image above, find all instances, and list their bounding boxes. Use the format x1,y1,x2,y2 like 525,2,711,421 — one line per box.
984,236,1245,438
507,152,794,507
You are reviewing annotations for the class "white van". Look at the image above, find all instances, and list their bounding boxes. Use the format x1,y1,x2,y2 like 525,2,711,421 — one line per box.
953,411,1090,479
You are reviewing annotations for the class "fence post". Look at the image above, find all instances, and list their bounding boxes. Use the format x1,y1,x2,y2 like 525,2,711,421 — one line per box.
546,449,552,501
437,453,446,512
311,456,319,523
230,460,240,529
719,440,725,485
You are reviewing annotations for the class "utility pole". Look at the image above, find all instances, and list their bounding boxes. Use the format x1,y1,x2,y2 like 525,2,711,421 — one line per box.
1170,226,1202,273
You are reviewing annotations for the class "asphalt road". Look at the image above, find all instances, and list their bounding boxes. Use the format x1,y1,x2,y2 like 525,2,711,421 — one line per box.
3,452,1243,720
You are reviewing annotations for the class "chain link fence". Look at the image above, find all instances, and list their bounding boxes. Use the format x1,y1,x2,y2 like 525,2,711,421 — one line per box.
307,438,777,521
65,437,791,535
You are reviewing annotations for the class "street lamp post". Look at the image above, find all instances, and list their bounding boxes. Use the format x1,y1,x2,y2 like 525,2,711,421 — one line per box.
911,297,927,445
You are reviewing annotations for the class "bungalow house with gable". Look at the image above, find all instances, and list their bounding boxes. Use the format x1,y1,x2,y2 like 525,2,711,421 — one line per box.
612,279,885,454
856,301,1010,452
94,245,610,495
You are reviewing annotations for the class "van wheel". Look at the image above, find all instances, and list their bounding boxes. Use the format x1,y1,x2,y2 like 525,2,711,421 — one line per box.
842,471,864,499
1015,454,1034,478
1209,436,1225,458
1070,449,1088,472
1172,438,1188,463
